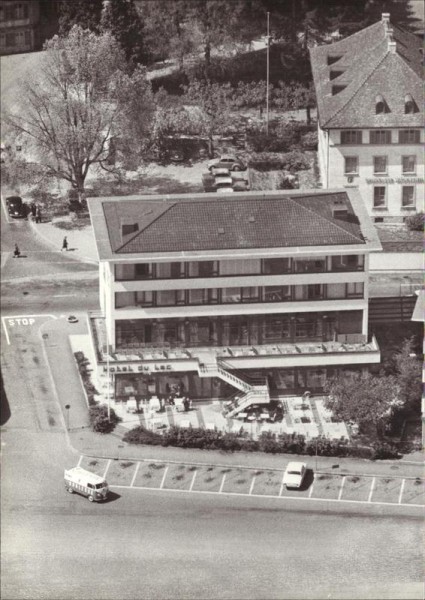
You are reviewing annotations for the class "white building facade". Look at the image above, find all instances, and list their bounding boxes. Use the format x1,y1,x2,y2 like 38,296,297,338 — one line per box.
311,14,424,223
88,189,381,413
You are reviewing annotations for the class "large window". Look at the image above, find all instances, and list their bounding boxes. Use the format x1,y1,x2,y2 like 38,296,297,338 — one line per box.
264,286,291,302
264,317,290,342
293,257,326,273
221,288,241,303
401,186,415,208
373,186,386,207
399,129,420,144
346,282,364,298
370,130,391,144
262,258,291,274
331,255,364,271
373,156,388,175
344,156,358,175
241,287,260,302
341,130,362,145
402,155,416,174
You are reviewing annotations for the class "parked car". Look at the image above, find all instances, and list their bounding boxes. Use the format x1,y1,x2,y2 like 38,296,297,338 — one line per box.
282,461,307,489
208,154,247,172
5,196,27,219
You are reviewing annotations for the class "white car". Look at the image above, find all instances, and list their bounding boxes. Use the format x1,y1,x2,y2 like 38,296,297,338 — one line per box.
282,461,307,489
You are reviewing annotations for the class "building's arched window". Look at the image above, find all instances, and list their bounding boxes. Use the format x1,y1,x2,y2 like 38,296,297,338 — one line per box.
375,95,388,114
404,94,418,114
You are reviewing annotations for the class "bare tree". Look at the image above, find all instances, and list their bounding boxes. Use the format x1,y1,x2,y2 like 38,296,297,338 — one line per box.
6,26,155,202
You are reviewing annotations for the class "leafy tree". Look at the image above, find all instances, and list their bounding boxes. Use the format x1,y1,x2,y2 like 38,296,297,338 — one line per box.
405,212,424,232
325,371,400,438
6,26,155,202
392,338,422,414
183,79,234,156
101,0,147,66
57,0,103,35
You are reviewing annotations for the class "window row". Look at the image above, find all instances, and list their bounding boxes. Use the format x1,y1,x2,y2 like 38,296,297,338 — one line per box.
374,94,419,115
340,129,421,145
115,255,364,281
344,155,417,175
0,30,32,47
115,311,363,348
373,186,416,208
115,283,364,309
0,3,29,22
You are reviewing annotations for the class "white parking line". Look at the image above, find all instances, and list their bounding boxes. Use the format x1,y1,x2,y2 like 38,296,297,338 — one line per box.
308,478,315,498
130,463,140,487
249,476,256,495
189,470,197,491
103,460,111,479
368,477,376,503
108,484,424,508
77,455,83,468
338,476,346,501
398,479,406,504
219,474,226,493
160,466,169,489
1,252,10,268
279,472,286,497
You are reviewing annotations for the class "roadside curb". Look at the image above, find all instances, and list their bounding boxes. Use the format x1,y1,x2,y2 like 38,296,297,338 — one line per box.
28,217,98,265
77,448,424,481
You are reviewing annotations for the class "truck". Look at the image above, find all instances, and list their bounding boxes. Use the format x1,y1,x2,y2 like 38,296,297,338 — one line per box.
64,467,109,502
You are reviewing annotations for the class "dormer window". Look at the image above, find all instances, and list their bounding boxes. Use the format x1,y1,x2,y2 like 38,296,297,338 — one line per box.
332,85,346,95
404,94,418,114
375,95,389,114
327,55,343,66
330,70,344,80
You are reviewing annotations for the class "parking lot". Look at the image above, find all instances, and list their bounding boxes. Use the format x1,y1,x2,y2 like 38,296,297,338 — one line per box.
76,455,425,508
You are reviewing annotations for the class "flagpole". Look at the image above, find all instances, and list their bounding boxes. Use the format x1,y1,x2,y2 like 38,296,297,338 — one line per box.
266,11,270,136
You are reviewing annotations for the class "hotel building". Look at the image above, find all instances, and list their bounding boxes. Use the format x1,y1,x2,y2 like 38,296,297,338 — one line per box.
310,13,424,223
0,0,40,55
88,189,381,416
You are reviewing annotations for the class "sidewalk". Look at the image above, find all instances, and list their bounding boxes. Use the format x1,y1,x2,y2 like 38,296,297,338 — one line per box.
41,322,424,479
29,217,98,264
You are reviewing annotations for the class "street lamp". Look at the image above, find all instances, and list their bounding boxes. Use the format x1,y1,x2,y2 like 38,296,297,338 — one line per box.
65,404,70,431
266,12,270,136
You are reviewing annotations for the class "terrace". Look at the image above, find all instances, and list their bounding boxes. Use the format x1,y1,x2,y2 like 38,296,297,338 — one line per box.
90,316,379,365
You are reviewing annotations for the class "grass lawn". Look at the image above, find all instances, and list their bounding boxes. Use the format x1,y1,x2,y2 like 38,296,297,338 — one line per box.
79,456,109,477
105,460,137,486
371,477,403,504
341,476,373,502
252,470,282,496
401,478,425,505
311,474,341,500
132,461,167,488
221,467,253,494
191,465,223,493
162,463,197,491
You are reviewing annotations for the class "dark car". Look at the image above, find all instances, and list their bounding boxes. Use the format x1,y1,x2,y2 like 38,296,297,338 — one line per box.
208,154,247,172
6,196,27,219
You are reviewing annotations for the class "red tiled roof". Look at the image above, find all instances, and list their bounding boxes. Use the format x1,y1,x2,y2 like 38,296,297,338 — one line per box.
98,191,367,255
310,18,424,128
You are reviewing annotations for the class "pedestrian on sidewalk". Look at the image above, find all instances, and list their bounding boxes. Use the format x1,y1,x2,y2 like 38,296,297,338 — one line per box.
35,206,42,223
61,236,69,252
13,243,21,258
30,202,36,219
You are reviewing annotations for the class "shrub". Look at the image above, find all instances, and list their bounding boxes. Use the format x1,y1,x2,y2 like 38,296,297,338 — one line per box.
405,212,424,232
89,404,120,434
249,151,310,172
371,442,401,460
300,131,318,150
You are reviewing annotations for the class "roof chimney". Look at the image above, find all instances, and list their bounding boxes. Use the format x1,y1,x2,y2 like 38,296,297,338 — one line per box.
381,13,390,30
331,198,348,219
386,27,394,40
388,40,397,54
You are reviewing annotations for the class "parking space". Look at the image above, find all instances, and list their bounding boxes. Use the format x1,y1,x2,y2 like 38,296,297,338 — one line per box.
369,477,402,504
75,456,424,508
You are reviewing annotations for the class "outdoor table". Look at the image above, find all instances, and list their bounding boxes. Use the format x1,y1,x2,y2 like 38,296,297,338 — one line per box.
238,412,248,419
124,386,135,394
260,413,269,420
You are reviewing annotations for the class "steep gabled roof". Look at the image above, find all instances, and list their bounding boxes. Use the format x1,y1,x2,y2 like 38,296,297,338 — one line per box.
310,17,424,128
88,189,382,261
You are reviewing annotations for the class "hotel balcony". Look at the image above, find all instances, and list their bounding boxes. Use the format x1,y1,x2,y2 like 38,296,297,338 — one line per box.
89,316,380,369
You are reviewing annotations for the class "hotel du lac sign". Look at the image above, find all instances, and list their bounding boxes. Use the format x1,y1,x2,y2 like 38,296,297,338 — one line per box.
365,177,424,184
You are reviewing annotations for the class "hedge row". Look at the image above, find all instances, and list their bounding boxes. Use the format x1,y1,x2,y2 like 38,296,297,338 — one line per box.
123,426,401,460
248,151,310,172
74,352,120,433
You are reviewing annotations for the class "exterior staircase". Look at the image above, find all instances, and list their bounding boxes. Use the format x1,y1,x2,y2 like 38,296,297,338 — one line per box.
197,359,269,418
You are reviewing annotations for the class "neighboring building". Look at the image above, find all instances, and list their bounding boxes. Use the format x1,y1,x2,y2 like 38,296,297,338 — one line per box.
310,13,424,223
88,189,381,415
0,1,40,55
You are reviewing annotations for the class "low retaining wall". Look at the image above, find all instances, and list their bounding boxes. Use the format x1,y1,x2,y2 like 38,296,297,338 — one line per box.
370,252,422,272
